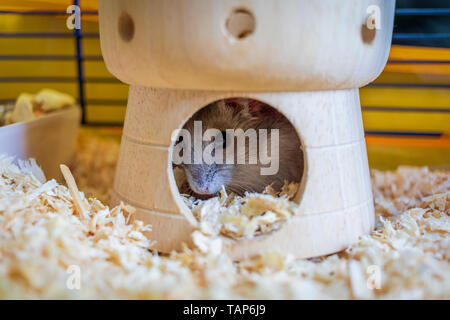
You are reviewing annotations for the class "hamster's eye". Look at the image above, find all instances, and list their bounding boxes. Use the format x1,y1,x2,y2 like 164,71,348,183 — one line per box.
175,136,184,157
220,131,228,149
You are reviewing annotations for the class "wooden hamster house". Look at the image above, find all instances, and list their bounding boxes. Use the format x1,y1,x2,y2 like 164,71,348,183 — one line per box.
98,0,395,260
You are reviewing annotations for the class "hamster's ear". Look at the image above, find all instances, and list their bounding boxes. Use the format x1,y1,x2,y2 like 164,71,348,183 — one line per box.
247,99,266,115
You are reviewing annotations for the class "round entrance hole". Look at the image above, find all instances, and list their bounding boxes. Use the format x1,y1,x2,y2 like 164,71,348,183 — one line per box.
169,98,305,240
225,8,256,40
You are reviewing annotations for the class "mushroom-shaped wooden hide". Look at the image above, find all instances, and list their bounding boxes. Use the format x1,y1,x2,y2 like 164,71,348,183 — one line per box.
98,0,395,260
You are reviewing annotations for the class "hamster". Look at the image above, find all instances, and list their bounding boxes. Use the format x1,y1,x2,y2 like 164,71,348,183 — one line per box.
173,98,303,198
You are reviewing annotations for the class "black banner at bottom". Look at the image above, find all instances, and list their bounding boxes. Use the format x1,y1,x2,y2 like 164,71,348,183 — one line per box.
0,300,445,319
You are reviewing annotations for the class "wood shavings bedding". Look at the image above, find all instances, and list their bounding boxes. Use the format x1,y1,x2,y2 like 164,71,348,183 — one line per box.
70,128,120,204
177,168,300,239
0,130,448,299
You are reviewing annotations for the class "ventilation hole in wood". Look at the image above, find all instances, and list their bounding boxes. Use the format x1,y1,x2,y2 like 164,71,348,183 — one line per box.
118,12,134,42
225,8,256,40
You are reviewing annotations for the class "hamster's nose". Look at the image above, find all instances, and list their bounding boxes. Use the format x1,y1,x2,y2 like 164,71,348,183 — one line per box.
194,186,211,195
